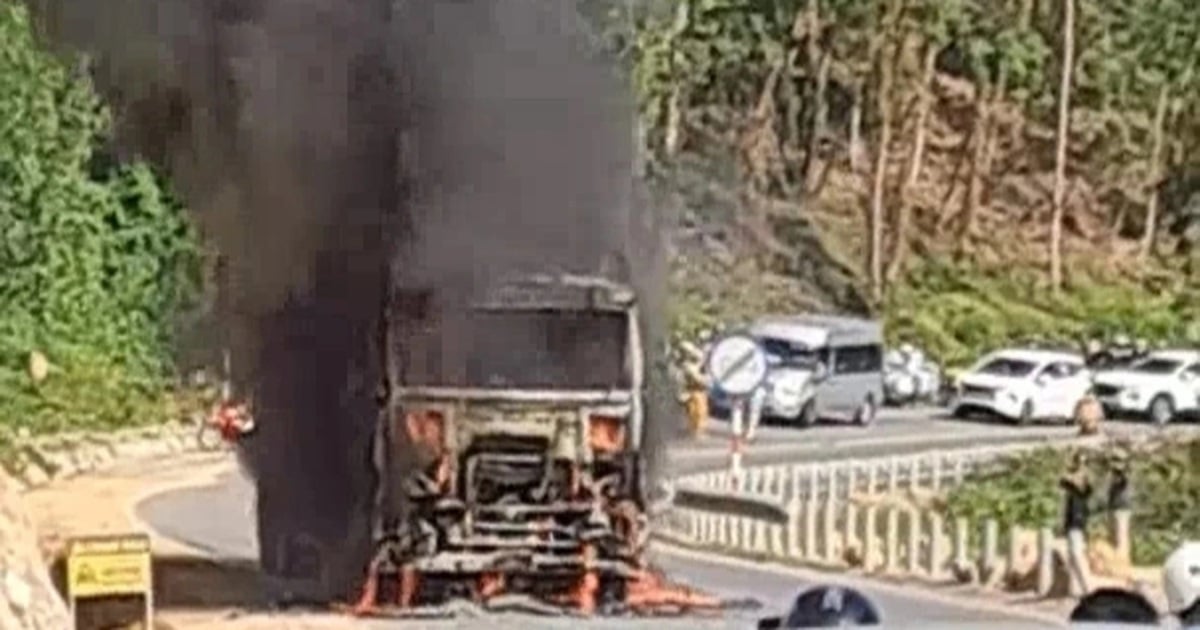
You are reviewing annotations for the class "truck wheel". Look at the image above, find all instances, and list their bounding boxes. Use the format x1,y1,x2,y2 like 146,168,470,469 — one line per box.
797,400,817,428
1148,394,1174,426
854,397,876,426
1016,400,1034,426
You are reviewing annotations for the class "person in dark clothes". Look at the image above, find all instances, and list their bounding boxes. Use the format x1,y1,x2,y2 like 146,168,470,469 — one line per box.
1061,450,1094,596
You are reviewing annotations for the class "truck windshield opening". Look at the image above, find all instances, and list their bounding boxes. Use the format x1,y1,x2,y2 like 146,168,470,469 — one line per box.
398,309,631,389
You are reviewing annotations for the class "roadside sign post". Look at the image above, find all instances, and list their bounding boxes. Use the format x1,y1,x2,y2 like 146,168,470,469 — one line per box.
66,533,154,630
705,334,769,476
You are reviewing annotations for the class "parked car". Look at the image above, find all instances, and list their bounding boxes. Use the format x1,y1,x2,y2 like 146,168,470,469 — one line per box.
710,315,884,427
952,348,1092,425
883,344,944,406
1090,349,1200,425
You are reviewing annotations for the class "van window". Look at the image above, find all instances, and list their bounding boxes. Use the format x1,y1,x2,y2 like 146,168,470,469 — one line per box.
833,345,883,374
757,336,828,368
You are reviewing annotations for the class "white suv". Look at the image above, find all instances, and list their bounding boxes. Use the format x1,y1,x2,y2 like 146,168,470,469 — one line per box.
1091,350,1200,424
952,348,1092,425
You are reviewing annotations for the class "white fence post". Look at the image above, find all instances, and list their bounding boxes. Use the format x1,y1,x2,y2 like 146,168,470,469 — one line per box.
1036,527,1054,596
888,457,900,494
906,509,922,576
823,498,839,564
928,512,946,580
863,505,880,572
885,507,900,573
981,518,1000,587
931,455,942,493
953,517,971,581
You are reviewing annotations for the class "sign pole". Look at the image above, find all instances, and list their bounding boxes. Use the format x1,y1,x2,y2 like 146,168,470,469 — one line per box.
704,333,768,480
729,396,746,475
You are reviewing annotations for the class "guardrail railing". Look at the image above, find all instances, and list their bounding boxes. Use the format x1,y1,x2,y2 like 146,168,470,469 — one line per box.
659,437,1123,598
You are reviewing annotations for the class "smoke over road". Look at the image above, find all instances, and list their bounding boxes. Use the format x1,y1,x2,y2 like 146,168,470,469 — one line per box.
29,0,667,599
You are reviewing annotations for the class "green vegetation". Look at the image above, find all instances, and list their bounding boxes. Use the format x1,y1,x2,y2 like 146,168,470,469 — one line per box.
886,260,1200,367
0,2,201,440
614,0,1200,360
943,439,1200,565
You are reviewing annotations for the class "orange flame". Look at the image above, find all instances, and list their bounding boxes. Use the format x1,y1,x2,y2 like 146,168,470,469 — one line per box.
588,415,625,453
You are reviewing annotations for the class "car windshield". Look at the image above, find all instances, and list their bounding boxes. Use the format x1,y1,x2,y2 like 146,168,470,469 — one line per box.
757,336,822,367
975,357,1038,377
1131,358,1182,374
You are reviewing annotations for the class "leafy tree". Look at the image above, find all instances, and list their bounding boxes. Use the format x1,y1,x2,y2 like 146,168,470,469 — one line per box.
0,1,200,435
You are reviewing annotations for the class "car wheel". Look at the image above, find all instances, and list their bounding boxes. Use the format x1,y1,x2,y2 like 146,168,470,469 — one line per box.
1148,394,1174,426
854,397,876,426
1016,399,1034,426
797,400,817,428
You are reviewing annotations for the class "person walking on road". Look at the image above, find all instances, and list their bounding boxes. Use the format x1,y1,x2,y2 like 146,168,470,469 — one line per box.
744,381,766,442
1061,450,1094,596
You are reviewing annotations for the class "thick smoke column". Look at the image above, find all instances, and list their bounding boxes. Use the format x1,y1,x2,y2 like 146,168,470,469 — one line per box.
28,0,667,598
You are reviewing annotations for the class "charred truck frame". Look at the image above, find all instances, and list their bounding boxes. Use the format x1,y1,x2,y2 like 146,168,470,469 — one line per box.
355,271,656,613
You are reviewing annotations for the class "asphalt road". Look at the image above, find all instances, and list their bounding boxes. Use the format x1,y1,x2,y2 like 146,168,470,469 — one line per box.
136,407,1109,628
667,406,1085,474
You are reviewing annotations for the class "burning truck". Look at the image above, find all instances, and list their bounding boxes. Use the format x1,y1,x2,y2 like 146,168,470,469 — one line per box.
333,268,716,616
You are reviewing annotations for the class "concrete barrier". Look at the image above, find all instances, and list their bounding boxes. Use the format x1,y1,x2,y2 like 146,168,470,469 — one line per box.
1,423,205,493
660,438,1135,599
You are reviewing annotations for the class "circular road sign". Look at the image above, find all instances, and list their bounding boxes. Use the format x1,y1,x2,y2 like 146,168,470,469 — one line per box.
705,333,769,397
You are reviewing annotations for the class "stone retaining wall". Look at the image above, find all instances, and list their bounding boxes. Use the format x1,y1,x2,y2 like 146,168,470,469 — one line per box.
0,421,206,629
2,422,201,492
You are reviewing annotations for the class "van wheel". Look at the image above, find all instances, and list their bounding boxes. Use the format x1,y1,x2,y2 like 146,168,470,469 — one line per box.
796,400,817,428
854,397,876,426
1148,394,1174,426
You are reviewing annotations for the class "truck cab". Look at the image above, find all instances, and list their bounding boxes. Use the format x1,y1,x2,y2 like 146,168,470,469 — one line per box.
367,272,647,608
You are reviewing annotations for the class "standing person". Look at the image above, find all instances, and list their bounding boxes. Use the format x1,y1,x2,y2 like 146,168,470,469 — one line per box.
1105,450,1133,562
1164,542,1200,628
680,343,710,440
1061,451,1094,596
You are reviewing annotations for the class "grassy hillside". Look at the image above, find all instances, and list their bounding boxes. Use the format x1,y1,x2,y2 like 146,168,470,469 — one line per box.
600,0,1200,361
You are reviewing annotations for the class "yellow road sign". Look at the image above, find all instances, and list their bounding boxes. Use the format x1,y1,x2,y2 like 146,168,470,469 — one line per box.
66,533,153,600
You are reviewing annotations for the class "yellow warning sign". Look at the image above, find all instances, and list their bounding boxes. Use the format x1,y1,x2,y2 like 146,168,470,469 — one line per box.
66,534,152,599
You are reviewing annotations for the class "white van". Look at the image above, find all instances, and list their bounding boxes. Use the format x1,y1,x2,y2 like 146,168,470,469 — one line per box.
709,315,884,427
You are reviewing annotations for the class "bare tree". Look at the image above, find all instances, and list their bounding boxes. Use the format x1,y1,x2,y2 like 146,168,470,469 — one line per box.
1139,85,1169,258
867,0,905,301
886,42,937,285
1049,0,1075,290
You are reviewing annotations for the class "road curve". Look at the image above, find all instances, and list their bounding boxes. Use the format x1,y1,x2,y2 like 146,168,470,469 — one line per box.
136,410,1075,628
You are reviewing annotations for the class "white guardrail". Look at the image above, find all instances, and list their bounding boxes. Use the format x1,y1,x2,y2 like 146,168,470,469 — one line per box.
658,439,1118,597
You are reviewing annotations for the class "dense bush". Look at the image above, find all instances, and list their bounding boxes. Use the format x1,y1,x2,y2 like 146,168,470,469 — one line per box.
0,3,200,437
885,259,1200,367
943,439,1200,565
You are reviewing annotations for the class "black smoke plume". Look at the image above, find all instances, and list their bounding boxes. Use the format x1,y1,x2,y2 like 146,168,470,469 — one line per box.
27,0,667,598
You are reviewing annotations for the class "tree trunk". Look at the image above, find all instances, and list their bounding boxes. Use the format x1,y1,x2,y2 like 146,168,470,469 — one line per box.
886,44,937,285
1139,84,1170,258
849,81,866,172
957,84,991,250
805,55,831,192
664,84,683,157
802,0,827,192
868,2,904,301
1049,0,1075,291
1008,0,1036,149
